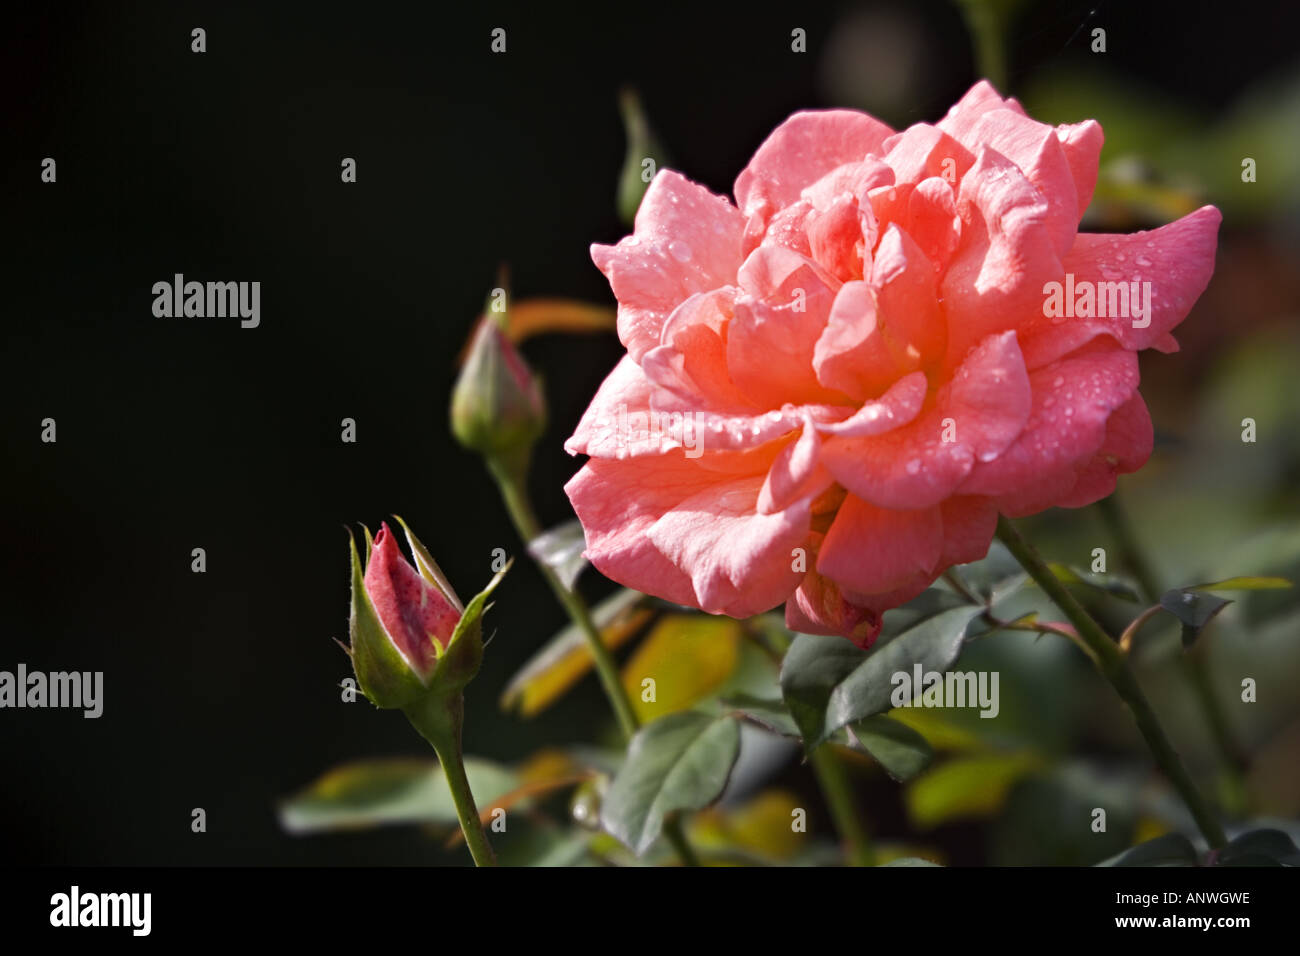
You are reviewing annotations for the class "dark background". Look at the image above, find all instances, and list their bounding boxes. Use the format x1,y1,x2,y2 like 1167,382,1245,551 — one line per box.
4,1,1298,865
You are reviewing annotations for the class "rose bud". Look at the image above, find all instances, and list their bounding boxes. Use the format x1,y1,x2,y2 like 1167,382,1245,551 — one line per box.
451,308,547,476
347,520,465,708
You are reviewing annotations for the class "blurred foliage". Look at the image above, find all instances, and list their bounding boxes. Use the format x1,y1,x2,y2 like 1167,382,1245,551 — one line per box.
284,0,1300,867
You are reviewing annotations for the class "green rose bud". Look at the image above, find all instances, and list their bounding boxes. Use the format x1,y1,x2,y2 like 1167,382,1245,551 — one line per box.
451,300,547,478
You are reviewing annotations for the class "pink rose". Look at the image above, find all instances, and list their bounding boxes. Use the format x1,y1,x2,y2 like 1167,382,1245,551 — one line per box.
564,81,1220,647
363,522,462,681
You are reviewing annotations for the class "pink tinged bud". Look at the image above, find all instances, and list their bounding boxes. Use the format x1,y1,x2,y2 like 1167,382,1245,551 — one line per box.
450,315,547,466
363,523,461,682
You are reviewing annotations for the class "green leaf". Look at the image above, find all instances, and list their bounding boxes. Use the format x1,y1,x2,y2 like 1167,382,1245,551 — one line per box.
950,542,1025,605
1215,828,1300,866
1049,563,1142,602
600,711,740,856
1159,588,1232,648
905,753,1041,829
526,519,589,592
1098,833,1199,867
780,602,983,749
1190,576,1293,592
722,693,801,738
849,715,935,782
278,757,517,834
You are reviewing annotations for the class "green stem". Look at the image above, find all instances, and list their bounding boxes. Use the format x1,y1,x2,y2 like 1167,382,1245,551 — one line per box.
1095,495,1162,605
662,815,703,867
996,516,1228,850
1096,495,1249,812
404,695,497,866
762,625,874,866
486,456,698,865
809,745,875,866
487,458,640,740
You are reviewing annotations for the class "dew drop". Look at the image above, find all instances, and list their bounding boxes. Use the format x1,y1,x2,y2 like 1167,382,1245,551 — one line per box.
668,240,693,262
905,459,921,475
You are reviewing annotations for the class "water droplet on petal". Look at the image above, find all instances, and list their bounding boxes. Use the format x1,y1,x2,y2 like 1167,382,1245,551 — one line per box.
668,240,693,263
905,459,921,475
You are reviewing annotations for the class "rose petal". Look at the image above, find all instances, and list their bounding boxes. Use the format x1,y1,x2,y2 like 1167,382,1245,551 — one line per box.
940,146,1064,365
730,244,848,406
735,109,894,235
820,331,1031,510
646,475,811,616
936,80,1028,142
966,108,1079,257
641,288,756,412
1055,119,1104,217
1018,206,1222,368
592,170,744,361
961,339,1139,500
818,495,943,595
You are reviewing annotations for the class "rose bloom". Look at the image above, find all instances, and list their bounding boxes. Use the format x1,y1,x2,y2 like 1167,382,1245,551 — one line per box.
565,81,1219,647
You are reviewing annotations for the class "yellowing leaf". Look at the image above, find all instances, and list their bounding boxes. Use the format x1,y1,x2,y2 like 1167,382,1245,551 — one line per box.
622,614,742,721
515,748,583,786
887,707,986,753
905,753,1042,829
501,588,651,718
691,790,805,862
457,299,616,364
507,299,616,342
1191,576,1293,592
1133,816,1171,845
